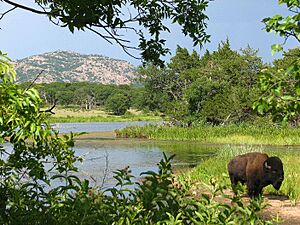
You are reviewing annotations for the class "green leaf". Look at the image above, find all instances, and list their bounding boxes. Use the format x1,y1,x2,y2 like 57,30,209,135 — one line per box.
271,44,283,55
257,103,268,114
281,95,295,100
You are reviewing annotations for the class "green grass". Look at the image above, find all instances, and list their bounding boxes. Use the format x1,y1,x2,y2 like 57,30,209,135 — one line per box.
275,152,300,205
46,107,162,123
116,124,300,145
179,145,300,204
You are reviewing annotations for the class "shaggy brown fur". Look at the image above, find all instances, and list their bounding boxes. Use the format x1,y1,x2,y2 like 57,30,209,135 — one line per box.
228,152,284,198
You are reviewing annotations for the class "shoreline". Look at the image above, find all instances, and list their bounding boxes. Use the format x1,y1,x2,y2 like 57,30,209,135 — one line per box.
72,131,300,150
74,131,116,140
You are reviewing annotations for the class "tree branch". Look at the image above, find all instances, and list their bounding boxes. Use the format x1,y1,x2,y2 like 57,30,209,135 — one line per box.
0,6,16,20
3,0,53,16
87,26,141,60
100,151,109,189
25,70,45,91
40,103,56,115
103,26,141,59
85,27,114,45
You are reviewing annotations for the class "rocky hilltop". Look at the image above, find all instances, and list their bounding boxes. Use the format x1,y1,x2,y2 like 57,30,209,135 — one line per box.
14,50,137,84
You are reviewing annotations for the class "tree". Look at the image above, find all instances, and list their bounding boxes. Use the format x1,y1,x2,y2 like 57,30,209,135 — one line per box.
184,41,263,125
137,64,170,112
1,0,210,66
139,47,202,111
105,93,131,115
74,85,97,110
168,46,201,74
253,0,300,124
273,47,300,70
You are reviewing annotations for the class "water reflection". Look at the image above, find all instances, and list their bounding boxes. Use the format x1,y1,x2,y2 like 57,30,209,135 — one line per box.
74,140,220,188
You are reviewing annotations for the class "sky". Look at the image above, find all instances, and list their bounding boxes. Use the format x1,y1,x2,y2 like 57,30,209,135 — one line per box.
0,0,298,66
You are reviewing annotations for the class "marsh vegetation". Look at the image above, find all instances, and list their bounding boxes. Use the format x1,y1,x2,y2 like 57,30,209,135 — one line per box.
116,124,300,145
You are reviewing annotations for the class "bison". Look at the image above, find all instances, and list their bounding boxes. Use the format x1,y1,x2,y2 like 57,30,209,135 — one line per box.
227,152,284,198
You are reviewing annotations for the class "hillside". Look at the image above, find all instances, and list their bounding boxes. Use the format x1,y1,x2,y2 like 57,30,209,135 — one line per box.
14,51,137,84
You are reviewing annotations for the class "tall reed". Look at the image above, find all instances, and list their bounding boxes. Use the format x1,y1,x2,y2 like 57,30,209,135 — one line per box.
117,124,300,145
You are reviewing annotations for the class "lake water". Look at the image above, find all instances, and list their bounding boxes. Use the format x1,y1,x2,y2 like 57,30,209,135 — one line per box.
50,122,220,187
7,122,299,189
73,139,220,188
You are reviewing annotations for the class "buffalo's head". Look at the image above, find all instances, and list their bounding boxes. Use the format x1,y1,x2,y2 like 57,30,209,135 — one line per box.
263,156,284,190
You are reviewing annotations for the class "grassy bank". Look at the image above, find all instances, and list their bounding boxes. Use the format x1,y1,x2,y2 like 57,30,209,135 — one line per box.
179,145,300,205
47,108,162,123
116,124,300,145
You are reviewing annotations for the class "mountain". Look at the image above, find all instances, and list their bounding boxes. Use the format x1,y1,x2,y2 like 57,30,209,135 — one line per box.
14,50,137,84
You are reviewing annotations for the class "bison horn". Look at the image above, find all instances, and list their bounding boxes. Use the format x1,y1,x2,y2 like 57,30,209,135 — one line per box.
264,161,272,169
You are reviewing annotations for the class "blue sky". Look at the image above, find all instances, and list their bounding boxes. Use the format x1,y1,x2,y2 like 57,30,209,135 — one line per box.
0,0,298,66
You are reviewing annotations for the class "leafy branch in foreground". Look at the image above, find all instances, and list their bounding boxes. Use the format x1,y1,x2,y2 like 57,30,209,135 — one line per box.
1,0,210,66
263,0,300,54
0,51,82,223
254,0,300,124
254,58,300,124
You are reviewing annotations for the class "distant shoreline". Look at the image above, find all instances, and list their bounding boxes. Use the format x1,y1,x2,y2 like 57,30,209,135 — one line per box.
74,131,116,140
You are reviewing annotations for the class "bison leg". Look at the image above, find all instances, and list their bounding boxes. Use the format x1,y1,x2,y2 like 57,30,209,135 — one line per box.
247,181,263,199
229,175,240,194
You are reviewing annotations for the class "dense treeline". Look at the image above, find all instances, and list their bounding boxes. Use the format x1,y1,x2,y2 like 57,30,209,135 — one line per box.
19,82,146,115
139,40,263,125
20,40,299,122
140,40,300,126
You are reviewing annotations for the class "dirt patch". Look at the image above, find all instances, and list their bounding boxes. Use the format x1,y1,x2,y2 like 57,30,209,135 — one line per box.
262,195,300,225
190,185,300,224
223,191,300,224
